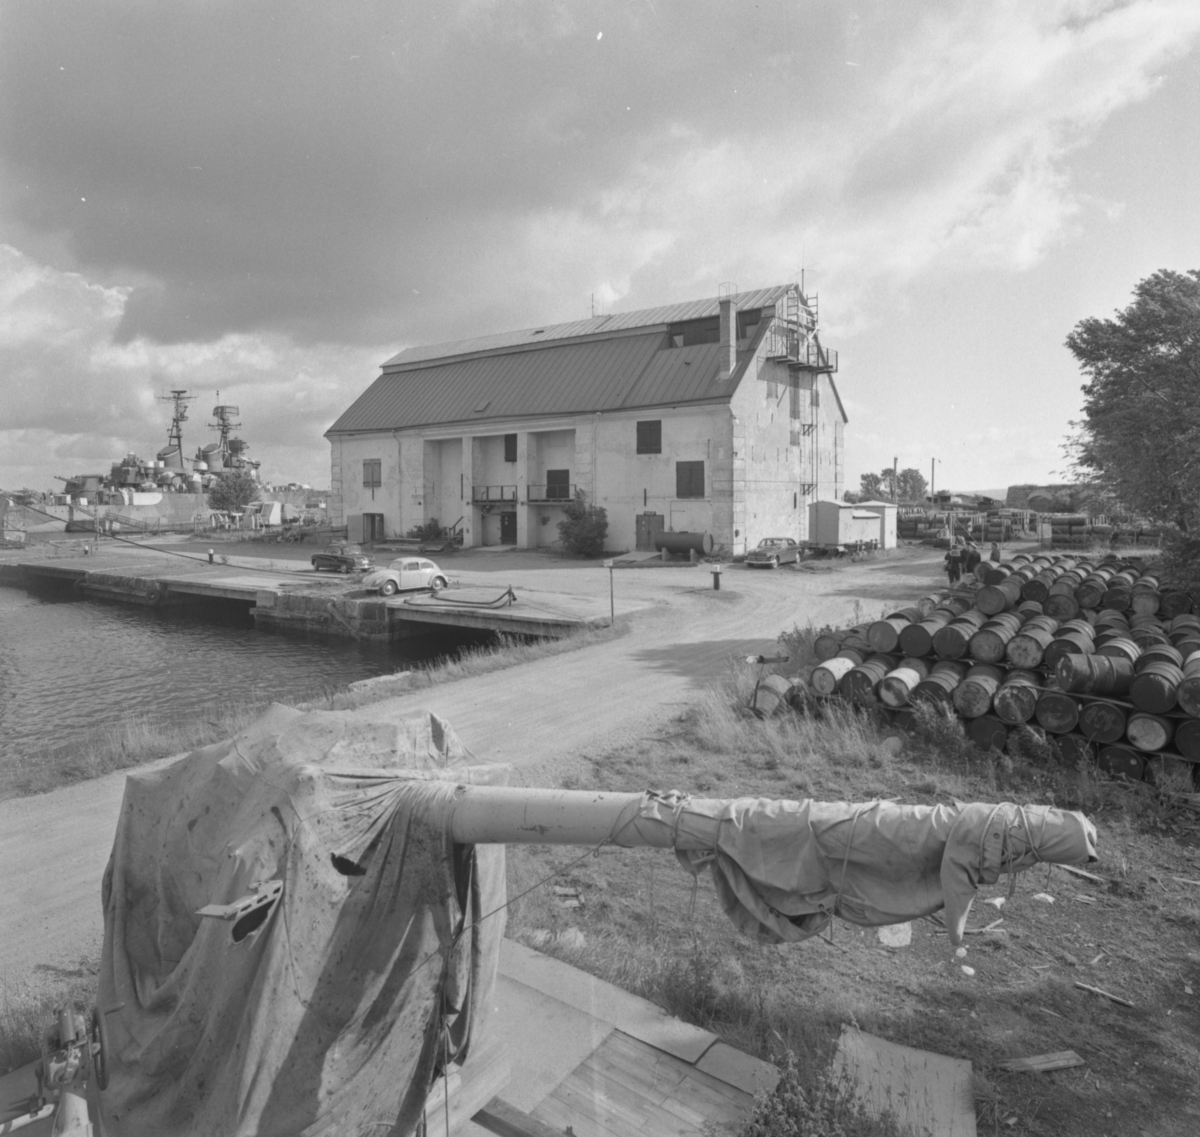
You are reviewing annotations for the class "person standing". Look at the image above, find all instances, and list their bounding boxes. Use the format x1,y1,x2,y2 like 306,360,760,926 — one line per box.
944,545,961,584
963,542,982,578
990,541,1001,563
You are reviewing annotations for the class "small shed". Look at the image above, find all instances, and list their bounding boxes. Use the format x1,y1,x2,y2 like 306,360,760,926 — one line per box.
855,500,898,549
808,500,882,547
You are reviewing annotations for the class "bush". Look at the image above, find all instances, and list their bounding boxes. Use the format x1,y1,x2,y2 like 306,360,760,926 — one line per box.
557,490,608,556
206,469,261,513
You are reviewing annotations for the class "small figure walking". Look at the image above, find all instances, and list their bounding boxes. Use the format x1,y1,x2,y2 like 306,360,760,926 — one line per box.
963,542,982,578
989,541,1001,563
944,545,961,585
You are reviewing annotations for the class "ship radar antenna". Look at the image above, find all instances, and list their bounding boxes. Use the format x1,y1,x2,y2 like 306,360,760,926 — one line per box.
157,389,196,460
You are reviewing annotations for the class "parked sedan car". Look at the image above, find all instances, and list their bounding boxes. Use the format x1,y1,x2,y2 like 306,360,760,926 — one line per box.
362,557,449,596
311,543,374,574
744,537,801,568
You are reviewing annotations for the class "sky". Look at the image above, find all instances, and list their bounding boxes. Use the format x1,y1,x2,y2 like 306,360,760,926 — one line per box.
2,0,1198,495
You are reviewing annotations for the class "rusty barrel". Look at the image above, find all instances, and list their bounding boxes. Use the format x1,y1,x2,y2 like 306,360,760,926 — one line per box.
1096,636,1141,665
976,576,1024,616
932,610,989,659
953,664,1004,718
1078,699,1127,744
878,659,930,708
813,624,871,661
966,715,1008,752
1159,589,1194,619
1075,571,1114,610
752,675,802,718
1129,660,1183,713
1130,625,1170,651
993,670,1041,724
968,613,1026,664
898,610,954,657
1134,643,1183,672
1130,589,1161,617
1005,615,1060,669
835,645,868,666
911,661,968,708
811,656,857,696
867,608,924,652
1021,566,1064,604
841,654,897,705
1055,653,1134,696
1125,712,1174,753
1175,653,1200,717
1174,718,1200,762
981,562,1014,587
1035,690,1080,734
1042,623,1095,667
1097,745,1146,781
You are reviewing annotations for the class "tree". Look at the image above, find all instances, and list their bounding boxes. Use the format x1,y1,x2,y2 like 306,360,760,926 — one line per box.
896,468,928,502
1067,269,1200,534
859,472,884,500
557,490,608,556
206,469,261,513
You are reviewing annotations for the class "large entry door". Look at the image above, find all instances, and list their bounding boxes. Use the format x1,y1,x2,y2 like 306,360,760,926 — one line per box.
636,512,664,551
499,511,517,544
363,513,385,543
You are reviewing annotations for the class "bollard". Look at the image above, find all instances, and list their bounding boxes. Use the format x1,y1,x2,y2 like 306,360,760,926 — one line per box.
689,548,698,564
712,564,722,591
208,548,214,564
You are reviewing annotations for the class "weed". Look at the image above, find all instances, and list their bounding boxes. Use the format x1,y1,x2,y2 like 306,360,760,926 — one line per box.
1,970,98,1075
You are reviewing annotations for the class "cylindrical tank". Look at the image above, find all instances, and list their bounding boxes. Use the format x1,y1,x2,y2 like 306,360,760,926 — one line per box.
655,532,714,555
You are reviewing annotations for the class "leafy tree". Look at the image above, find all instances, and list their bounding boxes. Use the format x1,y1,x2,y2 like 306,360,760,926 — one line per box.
841,490,861,503
896,467,928,502
557,490,608,556
859,472,884,499
1067,269,1200,533
206,468,261,513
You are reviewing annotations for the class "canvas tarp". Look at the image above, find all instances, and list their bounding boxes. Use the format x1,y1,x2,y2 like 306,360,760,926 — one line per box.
97,703,508,1137
635,796,1097,945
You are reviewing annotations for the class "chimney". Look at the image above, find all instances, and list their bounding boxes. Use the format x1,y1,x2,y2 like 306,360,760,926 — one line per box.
718,284,737,381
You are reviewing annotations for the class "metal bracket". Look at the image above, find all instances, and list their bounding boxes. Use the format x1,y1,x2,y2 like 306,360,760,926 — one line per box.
197,878,283,921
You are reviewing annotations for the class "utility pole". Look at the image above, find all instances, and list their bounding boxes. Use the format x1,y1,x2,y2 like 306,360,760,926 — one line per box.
931,458,938,500
892,456,898,503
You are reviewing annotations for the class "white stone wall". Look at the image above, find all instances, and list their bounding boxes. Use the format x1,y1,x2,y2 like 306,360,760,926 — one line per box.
329,431,400,536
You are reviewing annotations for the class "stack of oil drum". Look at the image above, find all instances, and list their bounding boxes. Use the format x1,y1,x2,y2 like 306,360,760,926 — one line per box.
807,552,1200,786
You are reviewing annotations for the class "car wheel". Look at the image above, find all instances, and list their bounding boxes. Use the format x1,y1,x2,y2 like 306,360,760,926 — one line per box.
771,556,779,568
340,564,350,574
381,580,398,596
431,576,447,591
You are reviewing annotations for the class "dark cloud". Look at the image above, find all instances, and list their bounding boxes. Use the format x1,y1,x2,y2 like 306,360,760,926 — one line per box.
0,0,855,345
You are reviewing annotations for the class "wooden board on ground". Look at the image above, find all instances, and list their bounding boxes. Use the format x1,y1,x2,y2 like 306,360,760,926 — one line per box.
834,1024,977,1137
998,1050,1085,1073
530,1029,755,1137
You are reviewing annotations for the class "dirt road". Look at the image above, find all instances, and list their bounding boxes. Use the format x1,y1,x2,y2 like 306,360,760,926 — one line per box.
0,549,947,986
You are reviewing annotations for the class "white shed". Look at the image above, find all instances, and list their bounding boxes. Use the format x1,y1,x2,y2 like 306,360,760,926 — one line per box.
855,500,899,549
808,500,882,547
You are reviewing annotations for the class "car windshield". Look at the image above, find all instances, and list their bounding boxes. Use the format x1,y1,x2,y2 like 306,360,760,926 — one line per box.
759,539,782,548
387,559,406,570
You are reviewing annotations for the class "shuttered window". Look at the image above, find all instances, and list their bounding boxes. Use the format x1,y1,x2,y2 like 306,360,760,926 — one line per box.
504,434,517,462
546,469,571,500
636,420,662,454
676,460,705,499
363,459,381,489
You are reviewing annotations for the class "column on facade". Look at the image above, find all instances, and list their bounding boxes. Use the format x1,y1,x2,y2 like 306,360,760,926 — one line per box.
460,435,479,548
516,431,532,549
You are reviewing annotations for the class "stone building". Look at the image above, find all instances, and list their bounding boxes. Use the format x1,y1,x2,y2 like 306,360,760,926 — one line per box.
325,284,846,555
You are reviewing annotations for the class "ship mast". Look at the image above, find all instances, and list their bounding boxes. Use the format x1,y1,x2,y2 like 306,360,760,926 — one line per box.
156,389,196,463
209,394,242,470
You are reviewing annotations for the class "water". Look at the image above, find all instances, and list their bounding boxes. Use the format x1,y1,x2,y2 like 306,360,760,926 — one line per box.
0,585,488,769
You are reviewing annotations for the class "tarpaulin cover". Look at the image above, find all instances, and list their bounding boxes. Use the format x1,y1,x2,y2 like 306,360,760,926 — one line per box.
647,797,1097,944
97,703,508,1137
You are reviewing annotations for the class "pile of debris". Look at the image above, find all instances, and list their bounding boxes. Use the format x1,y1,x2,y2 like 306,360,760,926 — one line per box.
759,552,1200,789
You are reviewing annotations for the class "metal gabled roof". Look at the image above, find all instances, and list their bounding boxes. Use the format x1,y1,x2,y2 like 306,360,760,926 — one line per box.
382,284,795,369
328,331,742,435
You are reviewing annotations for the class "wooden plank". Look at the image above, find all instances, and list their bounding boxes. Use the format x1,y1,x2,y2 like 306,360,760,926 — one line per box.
1054,864,1107,884
474,1096,575,1137
531,1095,622,1137
422,1037,509,1137
600,1031,750,1105
998,1051,1086,1073
1075,982,1135,1008
835,1025,976,1137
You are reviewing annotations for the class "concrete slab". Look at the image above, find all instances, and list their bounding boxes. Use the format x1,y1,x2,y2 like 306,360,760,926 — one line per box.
696,1041,781,1097
499,940,719,1064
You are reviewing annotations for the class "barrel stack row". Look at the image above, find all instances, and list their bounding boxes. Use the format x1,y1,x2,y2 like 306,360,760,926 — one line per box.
807,553,1200,786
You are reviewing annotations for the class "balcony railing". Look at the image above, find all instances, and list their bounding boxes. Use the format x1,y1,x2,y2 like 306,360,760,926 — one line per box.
527,483,576,503
472,485,516,504
764,320,838,372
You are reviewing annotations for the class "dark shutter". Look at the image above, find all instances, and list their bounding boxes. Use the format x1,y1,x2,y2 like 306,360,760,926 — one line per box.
636,420,662,454
676,460,705,499
363,459,382,489
546,469,570,500
504,434,517,463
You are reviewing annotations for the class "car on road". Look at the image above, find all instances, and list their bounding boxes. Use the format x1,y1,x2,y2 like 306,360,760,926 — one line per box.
362,557,449,596
311,543,374,574
744,537,801,568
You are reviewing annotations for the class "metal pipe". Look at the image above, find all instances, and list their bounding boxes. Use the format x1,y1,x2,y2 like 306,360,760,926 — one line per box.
447,787,719,850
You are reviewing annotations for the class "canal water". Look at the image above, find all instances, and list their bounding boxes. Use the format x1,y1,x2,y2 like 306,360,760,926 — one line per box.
0,584,489,772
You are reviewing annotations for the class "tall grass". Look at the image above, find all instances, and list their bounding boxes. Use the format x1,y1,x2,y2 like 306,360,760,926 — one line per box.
1,970,98,1075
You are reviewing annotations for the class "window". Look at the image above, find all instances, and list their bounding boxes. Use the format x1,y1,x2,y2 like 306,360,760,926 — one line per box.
666,317,720,347
363,459,381,489
504,433,517,463
546,469,571,500
676,460,705,499
636,420,662,454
